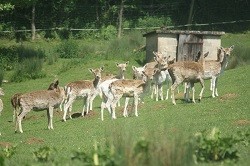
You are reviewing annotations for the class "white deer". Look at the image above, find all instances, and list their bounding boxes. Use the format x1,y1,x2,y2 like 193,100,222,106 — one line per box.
15,80,66,133
63,67,103,121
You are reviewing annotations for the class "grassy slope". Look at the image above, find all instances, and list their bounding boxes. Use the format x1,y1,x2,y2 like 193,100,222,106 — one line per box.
0,36,250,165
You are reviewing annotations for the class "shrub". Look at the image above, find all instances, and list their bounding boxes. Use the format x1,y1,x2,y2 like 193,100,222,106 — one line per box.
33,146,56,162
11,57,45,82
100,25,117,40
193,128,250,163
136,16,172,28
57,39,79,58
0,145,17,158
227,45,250,69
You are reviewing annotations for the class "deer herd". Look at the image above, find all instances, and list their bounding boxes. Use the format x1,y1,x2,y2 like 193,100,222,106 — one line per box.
0,45,234,133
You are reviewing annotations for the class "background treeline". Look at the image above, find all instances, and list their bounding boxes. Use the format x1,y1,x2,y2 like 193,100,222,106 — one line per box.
0,0,250,40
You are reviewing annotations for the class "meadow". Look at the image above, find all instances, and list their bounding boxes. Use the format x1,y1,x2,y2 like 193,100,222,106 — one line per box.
0,31,250,165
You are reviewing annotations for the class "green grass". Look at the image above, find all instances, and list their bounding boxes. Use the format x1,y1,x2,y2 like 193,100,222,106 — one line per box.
0,32,250,165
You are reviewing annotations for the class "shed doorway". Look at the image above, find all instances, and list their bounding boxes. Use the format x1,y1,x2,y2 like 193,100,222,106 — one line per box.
177,34,203,61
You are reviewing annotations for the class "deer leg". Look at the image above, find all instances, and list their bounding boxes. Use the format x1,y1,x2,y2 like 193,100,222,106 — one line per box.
63,96,75,121
47,107,54,130
190,83,196,103
151,84,155,99
134,95,139,117
15,109,28,133
211,77,216,98
185,83,191,102
165,80,170,100
82,97,88,117
215,77,219,97
171,82,179,105
199,79,205,101
159,84,164,101
123,97,130,117
210,79,213,91
111,95,122,119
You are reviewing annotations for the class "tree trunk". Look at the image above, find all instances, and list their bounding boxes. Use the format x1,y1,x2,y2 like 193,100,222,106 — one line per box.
117,0,124,38
31,3,36,41
187,0,195,30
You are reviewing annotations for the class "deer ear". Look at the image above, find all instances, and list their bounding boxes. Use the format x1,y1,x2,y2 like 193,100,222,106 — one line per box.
125,61,129,65
100,66,104,71
154,57,157,62
132,66,136,71
89,68,93,73
55,80,59,88
116,63,119,67
143,64,148,69
204,51,209,58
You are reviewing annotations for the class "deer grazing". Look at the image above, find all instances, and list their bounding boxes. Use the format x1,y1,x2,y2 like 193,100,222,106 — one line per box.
63,67,103,121
102,68,156,120
168,51,209,105
15,80,66,133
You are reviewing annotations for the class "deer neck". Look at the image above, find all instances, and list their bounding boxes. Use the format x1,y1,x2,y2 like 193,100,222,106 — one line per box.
93,77,101,88
117,70,125,79
220,55,229,74
142,79,153,94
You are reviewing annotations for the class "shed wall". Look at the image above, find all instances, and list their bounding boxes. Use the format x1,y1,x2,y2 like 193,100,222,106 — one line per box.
203,35,221,60
158,34,177,60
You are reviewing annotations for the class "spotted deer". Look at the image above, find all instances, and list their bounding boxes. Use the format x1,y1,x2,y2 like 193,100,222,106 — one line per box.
103,68,156,120
15,80,66,133
10,80,64,123
206,45,234,97
185,46,234,100
168,51,209,105
63,67,103,121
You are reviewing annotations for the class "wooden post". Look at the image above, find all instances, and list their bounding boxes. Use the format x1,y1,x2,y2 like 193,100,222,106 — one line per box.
187,0,195,30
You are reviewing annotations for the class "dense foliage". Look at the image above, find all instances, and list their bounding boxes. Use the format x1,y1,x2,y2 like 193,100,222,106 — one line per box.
0,0,249,40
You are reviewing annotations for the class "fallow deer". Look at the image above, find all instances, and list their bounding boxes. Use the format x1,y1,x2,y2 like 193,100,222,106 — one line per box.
63,67,103,121
15,80,65,133
98,61,129,116
168,51,209,105
103,68,156,120
206,45,234,97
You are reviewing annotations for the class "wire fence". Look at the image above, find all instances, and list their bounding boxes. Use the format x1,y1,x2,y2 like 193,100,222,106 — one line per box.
0,19,249,33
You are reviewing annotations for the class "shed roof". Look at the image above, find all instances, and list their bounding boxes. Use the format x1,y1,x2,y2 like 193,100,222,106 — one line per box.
143,30,225,37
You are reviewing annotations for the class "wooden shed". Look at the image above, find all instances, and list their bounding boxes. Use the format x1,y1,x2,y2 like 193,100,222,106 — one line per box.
143,30,225,62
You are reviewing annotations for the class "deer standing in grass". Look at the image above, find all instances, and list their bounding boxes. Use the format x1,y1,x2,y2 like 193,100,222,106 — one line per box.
206,45,234,97
15,80,65,133
168,51,209,105
184,46,234,100
63,67,103,121
103,68,156,120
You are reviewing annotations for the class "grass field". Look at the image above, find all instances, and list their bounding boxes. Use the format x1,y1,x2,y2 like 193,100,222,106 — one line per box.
0,33,250,165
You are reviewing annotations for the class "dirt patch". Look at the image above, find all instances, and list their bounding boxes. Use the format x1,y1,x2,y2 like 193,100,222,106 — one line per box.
0,142,12,148
25,115,39,121
233,119,250,126
26,137,44,145
219,93,238,101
